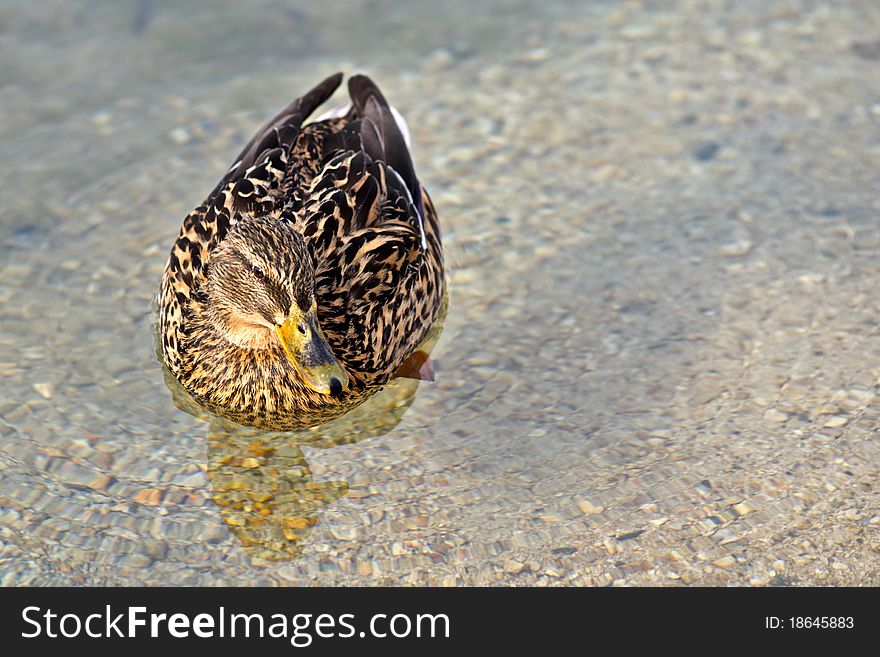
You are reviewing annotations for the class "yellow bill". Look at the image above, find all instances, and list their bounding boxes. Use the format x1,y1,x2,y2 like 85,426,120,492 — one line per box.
275,304,349,396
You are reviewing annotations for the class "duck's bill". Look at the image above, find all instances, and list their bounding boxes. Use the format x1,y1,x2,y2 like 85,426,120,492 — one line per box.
275,311,349,397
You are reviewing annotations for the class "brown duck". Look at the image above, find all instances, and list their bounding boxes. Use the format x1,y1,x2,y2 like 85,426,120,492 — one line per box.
158,73,445,430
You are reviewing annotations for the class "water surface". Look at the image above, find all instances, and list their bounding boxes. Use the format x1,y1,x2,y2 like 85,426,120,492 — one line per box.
1,0,879,585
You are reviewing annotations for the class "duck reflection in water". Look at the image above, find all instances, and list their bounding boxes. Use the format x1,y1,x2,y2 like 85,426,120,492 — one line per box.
205,377,422,561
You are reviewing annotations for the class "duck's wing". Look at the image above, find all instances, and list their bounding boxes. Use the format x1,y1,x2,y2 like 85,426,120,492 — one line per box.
298,76,443,381
347,74,426,245
299,75,427,250
160,73,343,375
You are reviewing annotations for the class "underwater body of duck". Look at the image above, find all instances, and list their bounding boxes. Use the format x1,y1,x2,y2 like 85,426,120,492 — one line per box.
158,73,445,431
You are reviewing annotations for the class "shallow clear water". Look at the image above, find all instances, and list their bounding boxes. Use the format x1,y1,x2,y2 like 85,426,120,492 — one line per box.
1,0,879,585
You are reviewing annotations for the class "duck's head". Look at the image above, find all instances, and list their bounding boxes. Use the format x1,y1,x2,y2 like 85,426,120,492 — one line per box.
204,216,349,397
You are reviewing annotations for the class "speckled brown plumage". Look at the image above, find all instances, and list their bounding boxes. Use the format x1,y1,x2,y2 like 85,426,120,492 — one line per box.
159,73,445,430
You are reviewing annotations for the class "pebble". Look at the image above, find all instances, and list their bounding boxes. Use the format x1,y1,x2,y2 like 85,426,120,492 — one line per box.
521,48,550,63
144,540,169,560
88,474,114,491
693,141,721,161
425,49,454,70
719,238,755,258
502,559,526,575
133,489,163,506
92,110,112,126
539,514,563,523
169,127,191,144
713,556,736,569
578,500,604,516
823,415,848,428
120,553,153,569
329,525,358,540
591,163,629,182
32,383,54,400
764,409,788,424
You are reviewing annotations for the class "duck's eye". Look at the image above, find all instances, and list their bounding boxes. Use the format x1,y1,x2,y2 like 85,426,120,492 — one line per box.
250,264,266,280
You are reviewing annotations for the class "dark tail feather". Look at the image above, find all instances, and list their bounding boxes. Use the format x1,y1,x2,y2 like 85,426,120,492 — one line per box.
347,75,422,214
218,72,343,190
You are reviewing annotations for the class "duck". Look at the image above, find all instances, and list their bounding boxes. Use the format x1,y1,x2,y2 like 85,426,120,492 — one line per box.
158,73,445,431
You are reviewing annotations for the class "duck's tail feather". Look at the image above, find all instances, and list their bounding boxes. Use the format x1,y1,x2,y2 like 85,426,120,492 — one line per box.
347,75,423,222
214,72,343,195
